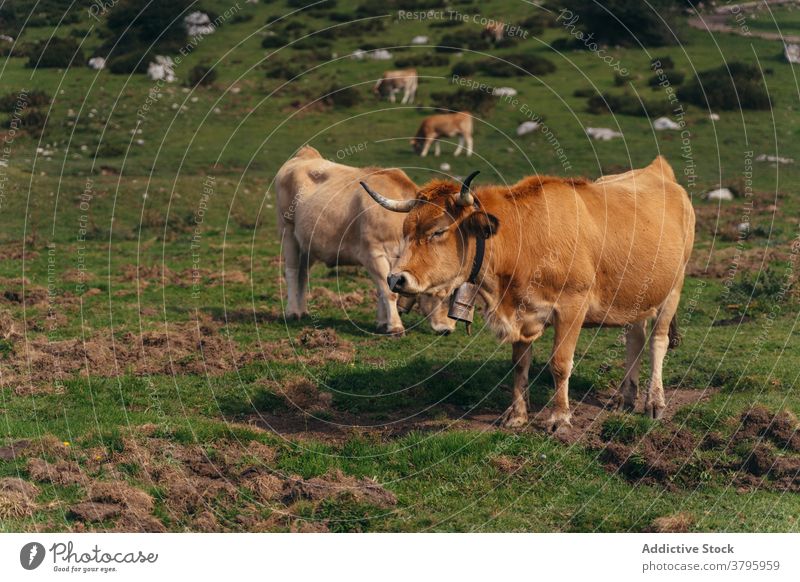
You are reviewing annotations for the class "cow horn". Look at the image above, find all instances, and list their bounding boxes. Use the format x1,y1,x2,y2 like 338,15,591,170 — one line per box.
457,170,480,206
359,181,417,213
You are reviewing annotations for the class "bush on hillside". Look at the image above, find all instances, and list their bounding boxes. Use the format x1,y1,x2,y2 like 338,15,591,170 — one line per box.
187,65,217,87
430,88,495,116
648,70,685,87
556,0,682,47
394,53,450,68
680,62,771,110
586,92,672,117
0,90,51,113
27,37,84,68
472,54,556,77
101,0,192,74
435,29,490,53
324,84,362,108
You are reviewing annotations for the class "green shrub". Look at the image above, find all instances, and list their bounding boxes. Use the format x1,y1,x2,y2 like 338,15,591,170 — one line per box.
187,65,217,87
651,56,675,70
435,29,490,53
5,109,48,135
450,61,475,77
680,62,771,111
0,90,50,113
725,265,794,317
648,70,685,87
27,37,84,68
395,54,450,68
573,87,597,98
557,0,682,47
107,50,148,75
473,54,556,77
324,84,362,108
261,33,287,49
586,92,672,117
430,88,495,116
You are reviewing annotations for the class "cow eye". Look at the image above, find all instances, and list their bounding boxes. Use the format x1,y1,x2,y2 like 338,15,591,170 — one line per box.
430,228,447,240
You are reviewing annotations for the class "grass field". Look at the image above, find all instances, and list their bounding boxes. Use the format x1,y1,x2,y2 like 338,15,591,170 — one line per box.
0,0,798,532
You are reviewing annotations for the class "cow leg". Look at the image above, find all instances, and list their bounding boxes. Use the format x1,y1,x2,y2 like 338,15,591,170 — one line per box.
434,141,441,157
547,305,586,432
389,90,396,103
453,136,464,157
420,137,433,157
500,341,532,428
364,254,403,335
280,225,309,319
645,289,681,419
465,134,474,157
615,320,646,411
401,86,410,104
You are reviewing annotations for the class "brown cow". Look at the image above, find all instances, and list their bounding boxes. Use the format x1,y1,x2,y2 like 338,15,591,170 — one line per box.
373,69,418,104
482,22,506,43
275,146,454,335
411,111,473,157
360,157,695,431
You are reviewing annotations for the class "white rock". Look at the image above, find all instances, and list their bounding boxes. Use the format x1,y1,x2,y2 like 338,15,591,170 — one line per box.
706,187,734,201
213,107,221,114
191,96,198,103
516,121,540,136
709,113,720,121
785,43,800,64
756,153,794,164
370,49,393,60
493,87,517,97
147,56,176,82
231,86,241,94
738,222,750,233
586,127,623,141
0,34,14,43
88,57,106,70
184,11,216,37
350,49,366,60
440,163,451,172
411,36,428,44
653,116,680,130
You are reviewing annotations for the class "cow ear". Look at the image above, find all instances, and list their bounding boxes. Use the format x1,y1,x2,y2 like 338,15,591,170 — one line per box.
464,211,499,239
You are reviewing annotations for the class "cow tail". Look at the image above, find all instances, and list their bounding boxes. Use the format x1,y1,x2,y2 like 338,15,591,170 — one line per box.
668,314,681,349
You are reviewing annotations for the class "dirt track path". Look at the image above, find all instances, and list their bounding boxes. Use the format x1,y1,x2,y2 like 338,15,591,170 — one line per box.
688,1,800,44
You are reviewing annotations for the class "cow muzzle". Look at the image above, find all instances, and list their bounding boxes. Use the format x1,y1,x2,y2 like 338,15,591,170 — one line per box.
387,273,407,293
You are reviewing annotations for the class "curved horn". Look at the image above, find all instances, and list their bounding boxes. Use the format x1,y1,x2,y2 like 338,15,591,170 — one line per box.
457,170,481,206
360,181,417,213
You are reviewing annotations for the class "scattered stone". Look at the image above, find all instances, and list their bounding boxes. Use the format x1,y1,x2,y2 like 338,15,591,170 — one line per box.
705,187,734,201
784,43,800,64
516,121,540,136
440,162,451,172
493,87,517,97
586,127,623,141
653,116,680,130
756,153,794,165
88,57,105,70
147,56,176,83
709,113,720,121
411,36,429,44
184,11,216,37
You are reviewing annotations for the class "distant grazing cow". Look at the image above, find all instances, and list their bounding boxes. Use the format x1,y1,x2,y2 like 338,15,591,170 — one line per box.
482,22,506,43
275,146,454,335
411,111,473,157
361,157,695,430
373,69,418,104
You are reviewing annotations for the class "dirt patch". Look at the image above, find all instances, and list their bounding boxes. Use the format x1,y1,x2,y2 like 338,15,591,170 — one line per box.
736,405,800,451
90,481,154,514
490,455,526,474
309,287,368,311
0,243,38,261
296,327,354,364
282,469,397,508
266,376,333,412
0,439,31,460
0,477,39,520
69,501,122,522
599,426,700,489
62,269,96,284
650,512,694,533
0,317,263,386
27,458,87,486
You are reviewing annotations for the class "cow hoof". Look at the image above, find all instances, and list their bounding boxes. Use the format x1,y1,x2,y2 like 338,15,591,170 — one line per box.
377,325,404,337
613,394,636,412
286,311,307,321
547,411,572,433
499,407,528,429
644,401,665,420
